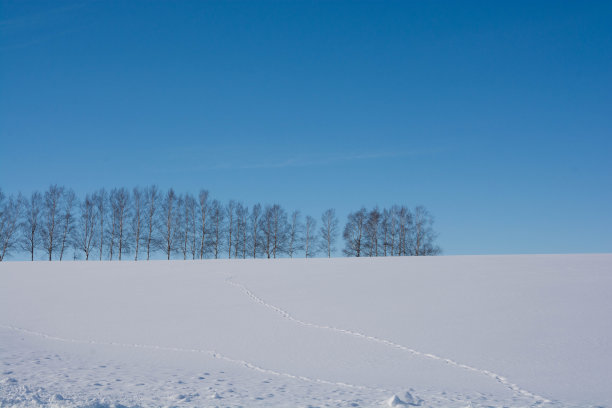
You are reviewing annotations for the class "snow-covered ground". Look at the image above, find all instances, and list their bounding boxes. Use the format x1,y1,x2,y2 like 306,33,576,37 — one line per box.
1,255,611,407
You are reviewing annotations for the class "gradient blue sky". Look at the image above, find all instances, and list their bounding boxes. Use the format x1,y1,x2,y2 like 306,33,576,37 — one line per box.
1,1,611,255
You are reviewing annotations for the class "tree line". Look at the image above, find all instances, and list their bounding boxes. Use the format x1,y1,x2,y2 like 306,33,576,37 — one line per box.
0,186,440,261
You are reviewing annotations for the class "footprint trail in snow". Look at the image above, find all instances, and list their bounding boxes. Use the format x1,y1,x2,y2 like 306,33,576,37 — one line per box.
225,274,552,404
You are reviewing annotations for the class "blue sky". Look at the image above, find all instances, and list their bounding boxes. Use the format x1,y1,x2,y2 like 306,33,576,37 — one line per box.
1,1,610,255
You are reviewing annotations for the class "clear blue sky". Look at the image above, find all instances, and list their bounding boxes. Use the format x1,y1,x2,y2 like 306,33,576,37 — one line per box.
1,1,610,255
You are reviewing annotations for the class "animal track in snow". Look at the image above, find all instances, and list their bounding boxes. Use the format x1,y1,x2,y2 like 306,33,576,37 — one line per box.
225,275,551,404
0,323,385,394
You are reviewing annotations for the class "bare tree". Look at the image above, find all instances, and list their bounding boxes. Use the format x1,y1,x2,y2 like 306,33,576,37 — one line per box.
179,193,197,260
234,202,248,258
109,188,130,260
411,205,441,256
396,205,412,256
0,190,21,261
177,195,187,259
58,189,77,261
270,205,289,258
261,205,273,258
342,207,367,257
197,190,209,259
187,194,198,259
1,185,443,261
74,194,97,260
160,188,178,260
93,189,107,260
304,215,317,258
387,206,399,256
241,204,249,258
144,185,159,260
131,187,143,260
107,195,117,260
20,191,42,261
380,208,391,256
288,210,303,258
364,207,381,257
259,205,290,258
231,203,240,258
117,189,131,260
226,200,236,259
319,208,339,258
209,199,225,259
249,203,261,258
340,205,441,257
41,185,64,261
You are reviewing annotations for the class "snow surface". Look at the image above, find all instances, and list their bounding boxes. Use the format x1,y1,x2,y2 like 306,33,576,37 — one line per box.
0,254,611,407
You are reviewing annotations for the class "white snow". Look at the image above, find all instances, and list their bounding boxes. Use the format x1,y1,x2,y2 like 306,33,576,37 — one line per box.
387,391,420,406
0,254,611,407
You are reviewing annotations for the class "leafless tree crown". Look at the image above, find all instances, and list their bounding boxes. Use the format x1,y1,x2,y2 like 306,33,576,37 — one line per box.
0,186,441,261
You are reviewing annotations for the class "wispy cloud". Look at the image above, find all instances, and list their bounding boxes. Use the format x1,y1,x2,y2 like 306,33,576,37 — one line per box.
0,2,91,51
211,149,441,170
0,2,88,28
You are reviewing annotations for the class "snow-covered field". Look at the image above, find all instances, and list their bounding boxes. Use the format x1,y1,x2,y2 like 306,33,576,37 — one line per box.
0,255,611,408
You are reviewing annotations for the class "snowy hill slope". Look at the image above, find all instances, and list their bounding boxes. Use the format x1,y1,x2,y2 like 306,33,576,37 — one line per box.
1,255,611,407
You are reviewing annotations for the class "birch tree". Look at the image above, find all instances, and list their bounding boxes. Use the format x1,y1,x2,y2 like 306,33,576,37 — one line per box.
198,189,209,259
144,185,159,260
74,194,97,260
364,207,381,257
342,207,367,257
287,210,303,258
226,200,236,259
249,203,261,258
411,205,441,256
179,193,197,260
234,202,248,258
108,188,130,260
319,208,338,258
304,215,317,258
20,191,42,261
94,189,107,260
261,205,273,258
209,199,224,259
396,205,412,256
41,185,64,261
178,195,187,259
160,188,178,260
269,205,289,259
58,189,76,261
187,194,198,259
131,187,143,260
0,190,21,261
